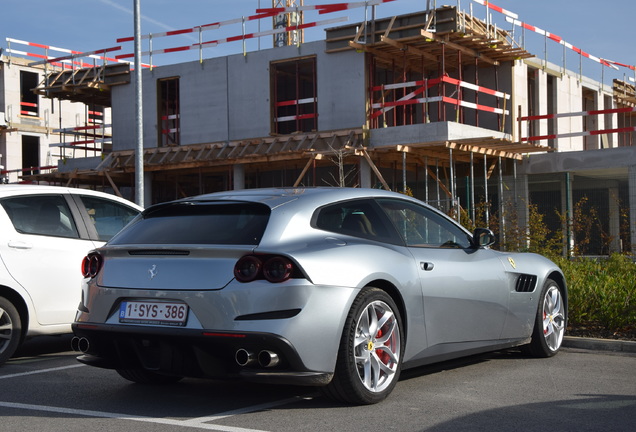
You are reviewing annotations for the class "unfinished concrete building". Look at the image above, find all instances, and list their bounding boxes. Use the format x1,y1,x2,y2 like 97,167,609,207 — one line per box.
5,3,636,256
0,51,118,183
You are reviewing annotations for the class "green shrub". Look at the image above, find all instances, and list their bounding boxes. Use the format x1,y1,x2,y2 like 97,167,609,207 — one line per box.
554,254,636,331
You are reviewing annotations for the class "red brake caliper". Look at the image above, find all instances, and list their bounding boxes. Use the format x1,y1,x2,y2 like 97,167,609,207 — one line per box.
376,329,390,364
543,310,548,334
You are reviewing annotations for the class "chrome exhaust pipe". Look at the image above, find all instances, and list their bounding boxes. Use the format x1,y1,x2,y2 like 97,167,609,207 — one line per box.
71,336,80,352
71,337,90,353
235,348,257,367
258,350,280,368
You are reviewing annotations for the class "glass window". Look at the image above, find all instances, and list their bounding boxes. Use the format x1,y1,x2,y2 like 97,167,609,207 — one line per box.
1,195,79,239
78,196,140,242
110,202,270,246
377,199,472,249
315,199,393,242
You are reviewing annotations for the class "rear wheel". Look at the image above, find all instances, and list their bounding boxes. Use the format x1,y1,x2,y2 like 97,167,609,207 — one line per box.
524,278,566,357
322,287,403,405
0,296,22,365
116,368,184,384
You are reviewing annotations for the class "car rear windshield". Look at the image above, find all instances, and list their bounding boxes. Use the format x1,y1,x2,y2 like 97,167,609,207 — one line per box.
109,202,270,245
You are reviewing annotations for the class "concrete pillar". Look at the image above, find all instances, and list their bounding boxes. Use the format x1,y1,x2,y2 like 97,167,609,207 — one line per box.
506,170,529,250
359,157,372,189
233,164,245,190
143,173,152,206
608,186,621,253
561,172,574,256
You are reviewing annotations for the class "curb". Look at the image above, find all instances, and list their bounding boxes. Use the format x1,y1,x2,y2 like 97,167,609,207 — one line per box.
563,336,636,354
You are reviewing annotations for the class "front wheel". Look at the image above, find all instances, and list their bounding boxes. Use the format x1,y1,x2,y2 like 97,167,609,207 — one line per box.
524,278,566,357
322,287,403,405
0,296,22,365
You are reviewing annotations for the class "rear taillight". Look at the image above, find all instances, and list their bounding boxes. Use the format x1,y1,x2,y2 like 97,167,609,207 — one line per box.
234,255,295,283
81,253,103,278
263,256,293,283
233,255,261,282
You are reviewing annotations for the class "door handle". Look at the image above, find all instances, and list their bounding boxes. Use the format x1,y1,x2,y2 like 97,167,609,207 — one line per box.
8,240,33,250
420,262,434,271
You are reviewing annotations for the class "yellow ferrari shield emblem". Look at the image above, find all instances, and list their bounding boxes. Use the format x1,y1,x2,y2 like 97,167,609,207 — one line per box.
508,257,516,269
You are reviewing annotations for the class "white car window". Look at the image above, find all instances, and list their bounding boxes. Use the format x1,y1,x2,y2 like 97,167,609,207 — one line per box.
77,196,140,241
1,195,79,239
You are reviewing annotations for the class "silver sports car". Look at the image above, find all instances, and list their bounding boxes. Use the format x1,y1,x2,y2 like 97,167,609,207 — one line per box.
72,187,567,404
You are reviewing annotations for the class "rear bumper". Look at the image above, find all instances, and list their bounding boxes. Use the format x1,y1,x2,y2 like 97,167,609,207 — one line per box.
72,323,333,386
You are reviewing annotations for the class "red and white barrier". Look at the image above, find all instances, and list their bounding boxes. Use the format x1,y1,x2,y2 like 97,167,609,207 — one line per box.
519,106,636,142
522,127,636,143
117,12,278,43
370,76,509,120
275,113,317,123
29,46,121,67
274,97,317,123
258,0,396,14
116,16,347,59
276,97,317,108
20,102,38,117
53,124,111,135
602,59,636,72
5,38,149,68
1,166,56,175
520,107,636,122
471,0,518,20
504,18,617,70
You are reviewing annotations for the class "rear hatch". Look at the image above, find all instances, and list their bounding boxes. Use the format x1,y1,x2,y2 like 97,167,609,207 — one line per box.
97,201,270,290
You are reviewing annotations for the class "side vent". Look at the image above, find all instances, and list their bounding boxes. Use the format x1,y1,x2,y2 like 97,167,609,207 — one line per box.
515,274,538,293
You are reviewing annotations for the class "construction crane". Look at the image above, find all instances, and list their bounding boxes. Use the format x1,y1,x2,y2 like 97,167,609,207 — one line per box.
273,0,304,47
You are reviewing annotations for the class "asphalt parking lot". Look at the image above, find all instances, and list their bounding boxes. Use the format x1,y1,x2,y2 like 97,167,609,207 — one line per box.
0,335,634,432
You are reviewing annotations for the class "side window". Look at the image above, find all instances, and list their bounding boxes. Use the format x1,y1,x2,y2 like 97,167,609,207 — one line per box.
0,195,79,239
78,196,139,241
377,199,472,249
314,199,392,241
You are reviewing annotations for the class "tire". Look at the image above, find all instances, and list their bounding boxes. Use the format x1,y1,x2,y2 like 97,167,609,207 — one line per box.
524,278,566,358
116,368,184,385
322,287,403,405
0,296,22,365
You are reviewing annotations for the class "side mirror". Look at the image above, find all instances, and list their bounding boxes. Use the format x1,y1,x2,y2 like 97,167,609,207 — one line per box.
473,228,495,248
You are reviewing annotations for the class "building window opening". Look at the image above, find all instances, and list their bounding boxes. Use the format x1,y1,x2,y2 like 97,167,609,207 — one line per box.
547,74,557,149
88,104,104,125
87,104,110,154
158,77,180,147
271,57,317,135
527,68,538,141
20,71,39,118
582,88,597,150
22,135,40,176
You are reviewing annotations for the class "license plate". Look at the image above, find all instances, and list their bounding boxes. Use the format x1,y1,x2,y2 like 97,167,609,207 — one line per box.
119,301,188,326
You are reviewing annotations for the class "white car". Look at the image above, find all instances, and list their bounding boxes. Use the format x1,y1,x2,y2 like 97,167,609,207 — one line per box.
0,185,142,364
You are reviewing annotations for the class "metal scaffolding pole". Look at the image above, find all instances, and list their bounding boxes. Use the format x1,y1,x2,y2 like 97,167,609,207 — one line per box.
134,0,145,207
484,154,489,227
498,156,505,246
470,151,475,223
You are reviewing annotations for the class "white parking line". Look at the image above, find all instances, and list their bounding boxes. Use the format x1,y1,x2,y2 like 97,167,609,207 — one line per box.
183,396,303,423
0,401,270,432
0,364,85,379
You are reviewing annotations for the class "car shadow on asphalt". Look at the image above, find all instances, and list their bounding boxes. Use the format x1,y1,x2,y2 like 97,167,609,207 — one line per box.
11,334,75,359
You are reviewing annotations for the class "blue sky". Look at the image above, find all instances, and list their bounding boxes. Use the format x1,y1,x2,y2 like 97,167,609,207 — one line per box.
3,0,634,83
